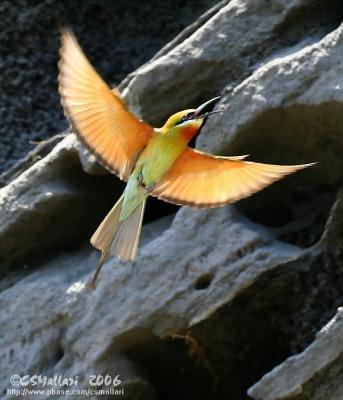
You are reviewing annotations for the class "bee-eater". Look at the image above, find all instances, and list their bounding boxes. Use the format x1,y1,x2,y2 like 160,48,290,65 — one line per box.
58,30,314,287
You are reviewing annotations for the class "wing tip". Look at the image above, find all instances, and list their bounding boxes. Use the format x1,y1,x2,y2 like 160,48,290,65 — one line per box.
57,28,152,181
151,151,318,208
298,161,318,169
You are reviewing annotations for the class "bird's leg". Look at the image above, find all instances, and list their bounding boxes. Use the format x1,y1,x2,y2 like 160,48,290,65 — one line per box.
144,182,156,192
137,171,144,186
137,169,155,192
137,165,156,193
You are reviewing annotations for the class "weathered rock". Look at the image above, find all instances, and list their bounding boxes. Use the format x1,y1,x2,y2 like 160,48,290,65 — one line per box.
248,307,343,400
1,1,343,400
121,0,343,125
0,0,216,174
245,189,343,400
0,134,121,273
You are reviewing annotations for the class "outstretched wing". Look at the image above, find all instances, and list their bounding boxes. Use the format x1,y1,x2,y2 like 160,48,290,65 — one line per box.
152,147,314,208
58,29,153,180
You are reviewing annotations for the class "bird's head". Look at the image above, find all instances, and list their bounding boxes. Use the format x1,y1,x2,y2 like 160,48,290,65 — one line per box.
161,97,221,141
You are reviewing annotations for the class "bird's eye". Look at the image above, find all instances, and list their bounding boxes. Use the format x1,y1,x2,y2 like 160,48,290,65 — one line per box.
182,112,194,121
175,112,194,126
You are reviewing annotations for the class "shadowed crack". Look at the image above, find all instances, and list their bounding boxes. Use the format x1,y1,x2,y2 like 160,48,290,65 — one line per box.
230,102,343,249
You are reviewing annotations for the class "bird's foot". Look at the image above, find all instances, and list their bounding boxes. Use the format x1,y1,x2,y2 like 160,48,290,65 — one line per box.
144,182,155,192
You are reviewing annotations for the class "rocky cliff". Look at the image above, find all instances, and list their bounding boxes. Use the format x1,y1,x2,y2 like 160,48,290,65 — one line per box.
1,1,343,399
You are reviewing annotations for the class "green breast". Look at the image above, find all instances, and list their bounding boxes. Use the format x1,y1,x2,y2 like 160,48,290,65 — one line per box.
136,129,187,187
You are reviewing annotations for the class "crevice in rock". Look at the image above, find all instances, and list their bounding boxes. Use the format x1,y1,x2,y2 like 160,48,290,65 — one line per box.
229,102,343,249
41,334,67,376
0,133,67,189
171,244,343,399
0,0,218,174
0,153,179,276
118,279,316,400
52,344,65,367
250,1,343,72
187,0,343,122
0,163,117,274
273,0,343,44
194,272,214,290
117,328,215,400
144,197,179,226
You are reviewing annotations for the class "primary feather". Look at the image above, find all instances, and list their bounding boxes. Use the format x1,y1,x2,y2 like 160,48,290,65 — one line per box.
152,148,315,207
58,29,153,180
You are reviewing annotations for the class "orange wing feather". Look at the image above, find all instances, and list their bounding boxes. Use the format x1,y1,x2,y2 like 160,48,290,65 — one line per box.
152,148,314,207
58,29,153,180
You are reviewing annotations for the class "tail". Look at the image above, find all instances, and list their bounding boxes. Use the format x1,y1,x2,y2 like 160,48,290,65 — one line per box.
89,195,146,287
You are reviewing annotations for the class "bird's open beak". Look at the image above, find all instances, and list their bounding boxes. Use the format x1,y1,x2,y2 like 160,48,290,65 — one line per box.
193,96,222,119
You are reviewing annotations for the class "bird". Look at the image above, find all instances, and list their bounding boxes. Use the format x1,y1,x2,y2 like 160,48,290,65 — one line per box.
58,30,315,287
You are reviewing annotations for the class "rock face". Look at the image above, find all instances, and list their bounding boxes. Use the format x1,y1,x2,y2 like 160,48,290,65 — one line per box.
0,0,216,174
1,1,343,399
248,307,343,400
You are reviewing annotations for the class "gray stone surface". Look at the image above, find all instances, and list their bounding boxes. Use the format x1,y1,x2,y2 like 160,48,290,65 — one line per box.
0,134,121,273
248,307,343,400
1,1,343,399
0,0,216,174
120,0,342,125
246,189,343,400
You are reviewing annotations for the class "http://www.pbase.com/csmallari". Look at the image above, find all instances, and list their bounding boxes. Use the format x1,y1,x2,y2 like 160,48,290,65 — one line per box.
58,29,315,287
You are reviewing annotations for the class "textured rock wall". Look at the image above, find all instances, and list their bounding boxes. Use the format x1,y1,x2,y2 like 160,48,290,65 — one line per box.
0,0,216,173
2,1,343,399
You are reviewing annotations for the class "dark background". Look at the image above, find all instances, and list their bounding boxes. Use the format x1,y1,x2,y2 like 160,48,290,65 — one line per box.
0,0,215,173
